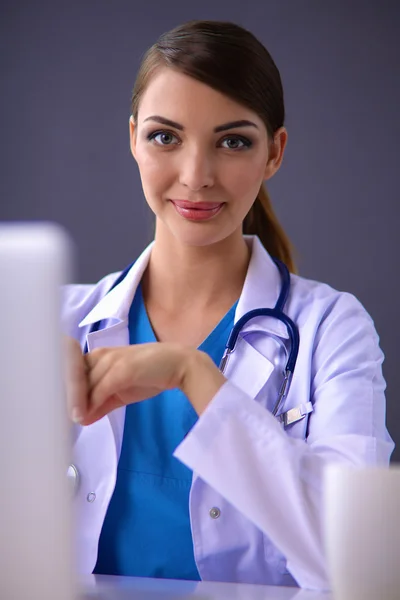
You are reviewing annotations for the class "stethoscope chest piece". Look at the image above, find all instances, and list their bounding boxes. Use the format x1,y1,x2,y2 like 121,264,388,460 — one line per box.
67,463,79,495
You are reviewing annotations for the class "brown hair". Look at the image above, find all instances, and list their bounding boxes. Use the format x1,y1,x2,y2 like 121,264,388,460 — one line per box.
131,20,296,272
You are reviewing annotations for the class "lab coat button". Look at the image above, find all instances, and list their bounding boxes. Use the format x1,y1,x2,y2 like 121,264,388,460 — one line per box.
67,464,79,494
87,492,96,503
209,507,221,519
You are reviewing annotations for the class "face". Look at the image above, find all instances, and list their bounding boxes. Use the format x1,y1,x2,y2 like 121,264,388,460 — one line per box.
130,68,287,248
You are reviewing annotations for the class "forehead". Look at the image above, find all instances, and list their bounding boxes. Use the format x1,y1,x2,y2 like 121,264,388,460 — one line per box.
137,67,264,128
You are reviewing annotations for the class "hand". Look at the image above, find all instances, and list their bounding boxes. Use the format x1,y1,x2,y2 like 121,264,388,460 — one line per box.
72,342,227,426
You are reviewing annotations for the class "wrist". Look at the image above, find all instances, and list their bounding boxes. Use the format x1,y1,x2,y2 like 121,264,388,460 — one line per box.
180,348,227,415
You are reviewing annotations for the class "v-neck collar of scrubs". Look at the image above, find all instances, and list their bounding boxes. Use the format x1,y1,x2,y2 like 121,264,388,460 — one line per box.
131,282,239,362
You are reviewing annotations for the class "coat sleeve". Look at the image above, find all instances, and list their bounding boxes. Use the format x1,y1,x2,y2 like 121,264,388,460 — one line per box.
173,293,394,590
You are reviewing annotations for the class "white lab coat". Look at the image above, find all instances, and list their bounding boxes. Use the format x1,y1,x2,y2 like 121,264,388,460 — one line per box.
62,235,394,590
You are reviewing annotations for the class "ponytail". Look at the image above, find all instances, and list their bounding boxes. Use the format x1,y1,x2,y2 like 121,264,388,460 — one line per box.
243,184,296,273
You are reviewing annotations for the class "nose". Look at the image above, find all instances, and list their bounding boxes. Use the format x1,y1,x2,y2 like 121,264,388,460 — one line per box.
178,147,215,191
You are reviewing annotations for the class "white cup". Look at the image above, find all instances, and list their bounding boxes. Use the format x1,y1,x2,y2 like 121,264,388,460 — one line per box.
324,464,400,600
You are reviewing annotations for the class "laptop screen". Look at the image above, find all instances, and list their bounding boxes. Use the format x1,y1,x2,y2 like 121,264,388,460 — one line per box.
0,222,76,600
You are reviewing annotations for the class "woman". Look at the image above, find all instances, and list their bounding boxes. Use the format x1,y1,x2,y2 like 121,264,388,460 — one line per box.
63,20,394,590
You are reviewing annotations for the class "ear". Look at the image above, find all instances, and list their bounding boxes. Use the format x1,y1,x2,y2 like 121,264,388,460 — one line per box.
129,115,137,161
264,127,288,181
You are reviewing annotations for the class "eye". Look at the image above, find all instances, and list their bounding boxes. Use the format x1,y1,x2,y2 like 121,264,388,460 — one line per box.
147,130,180,146
220,135,252,150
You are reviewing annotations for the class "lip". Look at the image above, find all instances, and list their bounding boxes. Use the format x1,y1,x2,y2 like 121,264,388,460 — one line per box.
171,200,223,210
170,200,224,222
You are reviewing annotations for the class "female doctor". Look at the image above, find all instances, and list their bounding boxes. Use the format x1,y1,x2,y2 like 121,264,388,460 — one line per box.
63,20,394,591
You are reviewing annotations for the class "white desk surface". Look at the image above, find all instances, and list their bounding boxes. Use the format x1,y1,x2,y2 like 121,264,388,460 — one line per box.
82,574,332,600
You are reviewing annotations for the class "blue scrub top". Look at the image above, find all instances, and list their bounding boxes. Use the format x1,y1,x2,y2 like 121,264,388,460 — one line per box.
94,284,238,580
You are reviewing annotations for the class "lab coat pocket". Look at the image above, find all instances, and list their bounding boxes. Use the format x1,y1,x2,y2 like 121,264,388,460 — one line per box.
242,330,291,413
223,334,275,401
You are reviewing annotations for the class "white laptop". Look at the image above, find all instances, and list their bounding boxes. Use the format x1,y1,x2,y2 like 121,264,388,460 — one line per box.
0,222,75,600
0,222,211,600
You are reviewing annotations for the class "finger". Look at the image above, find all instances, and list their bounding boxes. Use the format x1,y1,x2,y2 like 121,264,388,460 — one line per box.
85,347,116,393
80,393,123,426
88,356,132,413
63,336,89,423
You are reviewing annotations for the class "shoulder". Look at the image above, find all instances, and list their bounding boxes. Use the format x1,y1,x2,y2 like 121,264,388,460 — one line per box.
287,272,378,344
287,272,383,384
60,271,121,337
289,271,372,319
250,237,373,332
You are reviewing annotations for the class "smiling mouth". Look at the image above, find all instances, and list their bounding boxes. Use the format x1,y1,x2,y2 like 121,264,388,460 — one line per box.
170,200,224,221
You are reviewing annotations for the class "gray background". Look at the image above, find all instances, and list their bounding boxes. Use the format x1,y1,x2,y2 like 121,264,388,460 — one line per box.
1,1,399,460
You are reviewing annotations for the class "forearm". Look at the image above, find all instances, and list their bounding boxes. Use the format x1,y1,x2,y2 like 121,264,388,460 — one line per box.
180,349,227,415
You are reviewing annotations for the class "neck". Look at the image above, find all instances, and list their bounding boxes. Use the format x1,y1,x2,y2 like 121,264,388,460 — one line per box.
142,226,250,314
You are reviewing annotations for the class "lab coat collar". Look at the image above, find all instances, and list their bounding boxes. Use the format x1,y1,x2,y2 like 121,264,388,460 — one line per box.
235,236,289,338
78,242,154,328
79,236,289,338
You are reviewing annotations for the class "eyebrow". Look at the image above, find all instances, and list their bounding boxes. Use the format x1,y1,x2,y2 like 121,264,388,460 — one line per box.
143,115,259,132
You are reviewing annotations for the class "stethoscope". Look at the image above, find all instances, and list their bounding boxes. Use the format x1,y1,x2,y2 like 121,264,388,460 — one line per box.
219,257,299,422
69,257,313,494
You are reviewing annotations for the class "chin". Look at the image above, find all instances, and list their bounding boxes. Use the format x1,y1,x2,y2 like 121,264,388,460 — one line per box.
169,223,239,249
